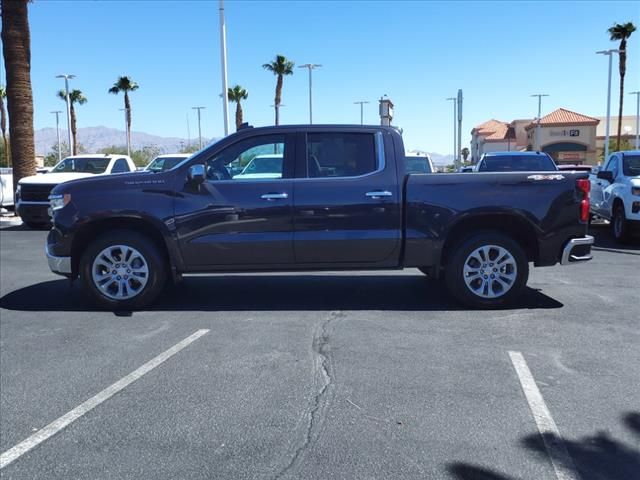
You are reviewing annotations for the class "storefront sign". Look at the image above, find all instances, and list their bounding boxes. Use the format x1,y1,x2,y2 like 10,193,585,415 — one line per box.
550,129,580,137
559,152,583,160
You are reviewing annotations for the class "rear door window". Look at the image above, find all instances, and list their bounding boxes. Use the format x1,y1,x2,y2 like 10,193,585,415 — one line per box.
111,159,131,173
306,133,377,178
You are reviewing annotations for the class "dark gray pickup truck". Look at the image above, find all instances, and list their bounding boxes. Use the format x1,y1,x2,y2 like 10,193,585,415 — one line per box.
46,125,593,310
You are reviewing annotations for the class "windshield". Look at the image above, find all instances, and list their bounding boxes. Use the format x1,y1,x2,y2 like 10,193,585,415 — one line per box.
146,157,187,172
405,157,432,174
53,157,110,174
241,156,283,175
479,154,557,172
622,155,640,177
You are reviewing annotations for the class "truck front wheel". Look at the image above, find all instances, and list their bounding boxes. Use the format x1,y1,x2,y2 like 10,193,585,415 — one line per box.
80,230,167,310
612,204,631,244
445,232,528,308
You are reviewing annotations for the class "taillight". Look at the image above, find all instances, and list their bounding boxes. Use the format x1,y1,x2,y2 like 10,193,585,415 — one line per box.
576,178,590,223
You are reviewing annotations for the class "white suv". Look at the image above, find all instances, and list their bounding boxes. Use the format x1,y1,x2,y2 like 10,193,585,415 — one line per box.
590,150,640,242
16,154,136,228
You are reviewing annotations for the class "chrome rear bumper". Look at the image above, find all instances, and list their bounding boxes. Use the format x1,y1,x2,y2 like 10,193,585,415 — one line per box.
560,235,594,265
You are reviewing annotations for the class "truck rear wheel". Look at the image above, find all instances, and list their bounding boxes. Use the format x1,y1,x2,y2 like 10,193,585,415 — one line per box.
445,232,528,308
80,230,167,310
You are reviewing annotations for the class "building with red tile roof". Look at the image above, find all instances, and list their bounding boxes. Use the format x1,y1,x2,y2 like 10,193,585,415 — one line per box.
472,108,601,165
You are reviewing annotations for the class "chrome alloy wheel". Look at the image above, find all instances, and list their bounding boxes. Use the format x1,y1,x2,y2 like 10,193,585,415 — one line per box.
462,244,517,299
91,245,149,300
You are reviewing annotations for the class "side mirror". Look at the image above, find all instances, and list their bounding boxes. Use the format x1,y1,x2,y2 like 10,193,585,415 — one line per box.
597,170,614,183
188,164,205,185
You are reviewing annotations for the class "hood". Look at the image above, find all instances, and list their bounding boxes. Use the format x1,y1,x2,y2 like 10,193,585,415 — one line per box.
18,172,95,185
50,170,163,194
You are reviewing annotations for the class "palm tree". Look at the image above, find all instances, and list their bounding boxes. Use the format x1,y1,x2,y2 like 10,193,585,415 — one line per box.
262,55,294,125
609,21,636,150
109,76,139,150
1,0,36,191
57,89,87,155
227,85,248,131
0,85,8,166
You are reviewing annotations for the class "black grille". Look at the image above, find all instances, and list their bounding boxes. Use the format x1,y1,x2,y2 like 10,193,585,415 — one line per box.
20,184,56,202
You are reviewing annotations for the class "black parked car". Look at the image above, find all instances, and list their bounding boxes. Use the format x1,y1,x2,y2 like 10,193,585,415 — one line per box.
46,125,593,310
476,151,558,172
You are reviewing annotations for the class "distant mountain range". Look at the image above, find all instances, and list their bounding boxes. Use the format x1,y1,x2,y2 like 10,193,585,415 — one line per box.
35,126,212,155
35,126,454,165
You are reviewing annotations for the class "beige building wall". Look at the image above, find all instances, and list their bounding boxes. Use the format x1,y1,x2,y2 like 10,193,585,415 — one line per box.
528,124,599,164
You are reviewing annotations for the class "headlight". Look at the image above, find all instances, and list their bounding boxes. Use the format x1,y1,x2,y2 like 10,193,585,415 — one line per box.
632,187,640,196
15,184,21,198
49,193,71,211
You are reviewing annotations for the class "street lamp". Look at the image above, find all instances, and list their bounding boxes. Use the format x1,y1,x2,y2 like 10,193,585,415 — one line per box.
630,91,640,149
596,49,620,161
530,94,549,151
353,101,369,125
55,74,75,155
119,108,130,156
219,0,230,136
298,64,322,124
50,111,62,162
446,97,457,162
192,107,206,149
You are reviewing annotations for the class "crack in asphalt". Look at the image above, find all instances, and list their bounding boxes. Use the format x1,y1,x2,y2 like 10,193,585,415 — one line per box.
274,311,343,479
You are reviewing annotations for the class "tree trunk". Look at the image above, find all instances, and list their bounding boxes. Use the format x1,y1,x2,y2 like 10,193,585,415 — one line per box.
70,102,77,155
235,101,243,131
274,74,283,126
616,38,627,151
124,91,131,151
1,0,36,193
0,94,8,166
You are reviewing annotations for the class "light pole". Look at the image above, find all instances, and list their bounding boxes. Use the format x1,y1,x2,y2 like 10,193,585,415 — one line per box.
630,91,640,149
119,108,130,155
596,49,619,161
55,74,75,155
219,0,230,136
530,93,549,151
192,107,206,149
298,64,322,124
446,97,457,163
51,111,62,161
353,101,369,125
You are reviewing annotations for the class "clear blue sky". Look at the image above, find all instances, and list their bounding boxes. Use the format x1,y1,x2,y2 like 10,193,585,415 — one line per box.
8,0,640,154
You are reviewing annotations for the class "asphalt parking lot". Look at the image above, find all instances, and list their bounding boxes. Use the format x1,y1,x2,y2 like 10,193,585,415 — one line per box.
0,224,638,480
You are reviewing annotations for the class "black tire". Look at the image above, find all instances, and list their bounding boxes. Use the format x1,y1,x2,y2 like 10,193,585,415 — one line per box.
611,204,631,244
444,231,529,309
80,230,167,310
24,221,51,230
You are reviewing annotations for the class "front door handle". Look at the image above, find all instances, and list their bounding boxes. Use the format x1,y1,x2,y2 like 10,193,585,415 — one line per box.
261,192,288,201
365,190,392,199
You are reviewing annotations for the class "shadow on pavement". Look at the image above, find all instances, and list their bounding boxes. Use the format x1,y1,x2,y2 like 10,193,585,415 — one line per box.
590,224,640,253
448,412,640,480
0,274,563,312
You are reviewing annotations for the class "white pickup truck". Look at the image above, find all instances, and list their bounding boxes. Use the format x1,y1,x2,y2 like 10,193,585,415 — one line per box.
16,154,136,228
590,150,640,243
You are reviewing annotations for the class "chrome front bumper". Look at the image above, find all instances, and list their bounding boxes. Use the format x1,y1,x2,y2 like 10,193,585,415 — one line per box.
560,235,594,265
46,245,72,275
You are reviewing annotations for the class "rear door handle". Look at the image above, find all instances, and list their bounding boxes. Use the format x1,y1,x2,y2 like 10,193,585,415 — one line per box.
365,190,392,199
261,193,288,201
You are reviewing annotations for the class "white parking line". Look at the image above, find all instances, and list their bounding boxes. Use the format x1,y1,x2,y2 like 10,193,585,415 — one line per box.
0,329,210,470
508,351,581,480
